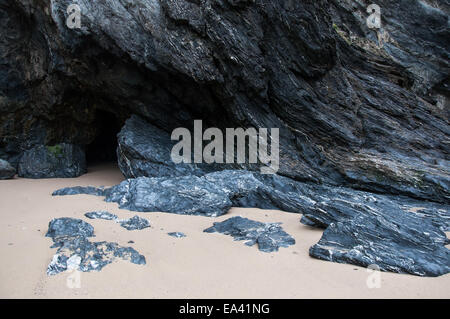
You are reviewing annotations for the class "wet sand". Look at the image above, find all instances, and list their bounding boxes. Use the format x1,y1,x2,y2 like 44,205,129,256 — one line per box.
0,163,448,298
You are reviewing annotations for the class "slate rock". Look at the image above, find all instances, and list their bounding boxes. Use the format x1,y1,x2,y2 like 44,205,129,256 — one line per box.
101,170,310,216
52,169,450,276
45,217,146,275
204,216,295,253
45,217,94,240
117,115,223,179
104,174,233,216
52,186,106,196
309,207,450,277
168,232,186,238
118,215,150,231
84,211,150,231
18,144,86,178
0,159,15,179
2,1,449,202
47,237,146,275
84,211,118,221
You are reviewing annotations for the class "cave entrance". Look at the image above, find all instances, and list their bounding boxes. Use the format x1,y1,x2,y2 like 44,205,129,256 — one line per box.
86,110,122,165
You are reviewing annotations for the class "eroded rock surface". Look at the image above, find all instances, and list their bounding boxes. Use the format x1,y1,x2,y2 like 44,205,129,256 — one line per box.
45,217,146,275
52,169,450,276
84,211,150,231
84,211,118,221
0,159,15,179
4,0,447,277
118,215,150,231
1,0,448,203
310,207,450,277
18,144,86,178
52,186,106,196
168,232,186,238
46,217,94,239
117,115,222,178
99,170,300,216
204,216,295,253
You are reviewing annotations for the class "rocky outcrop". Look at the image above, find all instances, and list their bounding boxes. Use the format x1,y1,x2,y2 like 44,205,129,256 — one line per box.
84,211,150,231
46,217,94,239
18,143,86,178
310,207,450,277
168,232,186,238
118,215,151,231
97,170,311,216
2,0,449,277
46,217,146,275
204,216,296,253
0,0,448,202
117,115,216,178
0,159,15,179
85,211,118,221
52,169,450,276
53,186,106,196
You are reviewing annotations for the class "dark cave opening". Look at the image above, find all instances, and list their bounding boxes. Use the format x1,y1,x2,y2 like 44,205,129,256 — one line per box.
86,110,122,165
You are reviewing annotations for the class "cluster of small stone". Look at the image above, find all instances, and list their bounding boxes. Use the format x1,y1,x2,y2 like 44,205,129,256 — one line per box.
45,217,146,275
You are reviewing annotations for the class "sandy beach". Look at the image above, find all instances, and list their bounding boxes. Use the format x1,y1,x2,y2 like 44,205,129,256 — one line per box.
0,163,448,299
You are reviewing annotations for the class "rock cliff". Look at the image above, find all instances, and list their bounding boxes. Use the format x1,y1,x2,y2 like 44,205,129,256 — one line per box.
1,0,448,201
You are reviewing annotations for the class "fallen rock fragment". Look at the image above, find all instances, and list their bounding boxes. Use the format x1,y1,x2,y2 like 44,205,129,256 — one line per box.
98,170,308,216
168,232,186,238
45,217,146,275
52,186,105,196
18,144,86,178
0,159,15,179
309,207,450,277
84,211,150,231
204,216,295,253
46,217,94,239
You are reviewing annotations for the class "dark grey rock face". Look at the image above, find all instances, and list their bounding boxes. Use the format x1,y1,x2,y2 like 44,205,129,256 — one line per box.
298,188,450,276
2,0,449,277
204,216,295,253
84,211,118,221
18,144,86,178
84,211,150,230
168,232,186,238
0,159,15,179
45,217,146,275
84,210,150,231
118,215,150,231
